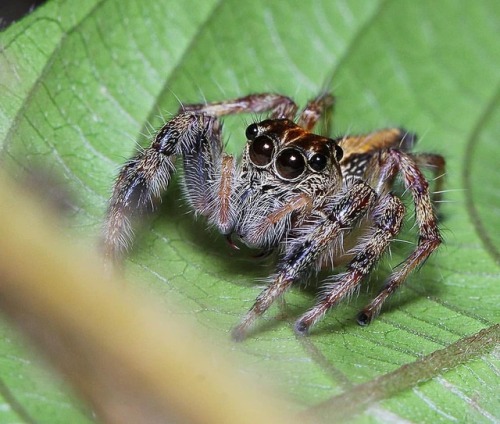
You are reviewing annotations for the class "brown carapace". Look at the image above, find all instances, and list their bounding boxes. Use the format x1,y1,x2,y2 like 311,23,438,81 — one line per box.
103,93,445,340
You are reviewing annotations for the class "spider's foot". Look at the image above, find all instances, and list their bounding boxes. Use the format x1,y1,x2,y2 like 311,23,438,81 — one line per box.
231,324,247,342
293,319,311,336
356,307,378,326
356,311,371,326
231,310,257,342
294,308,322,336
357,292,385,326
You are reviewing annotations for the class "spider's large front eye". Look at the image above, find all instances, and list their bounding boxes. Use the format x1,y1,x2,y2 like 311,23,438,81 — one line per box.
275,148,306,180
309,153,328,172
249,136,275,167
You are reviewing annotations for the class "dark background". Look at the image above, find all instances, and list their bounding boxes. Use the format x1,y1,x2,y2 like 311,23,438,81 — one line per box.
0,0,46,30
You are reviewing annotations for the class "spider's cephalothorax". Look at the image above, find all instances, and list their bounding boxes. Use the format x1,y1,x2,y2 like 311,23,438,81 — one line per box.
226,118,344,250
103,93,445,340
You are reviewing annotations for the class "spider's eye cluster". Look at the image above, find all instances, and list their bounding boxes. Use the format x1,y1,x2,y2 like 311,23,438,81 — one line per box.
249,135,275,167
276,148,306,180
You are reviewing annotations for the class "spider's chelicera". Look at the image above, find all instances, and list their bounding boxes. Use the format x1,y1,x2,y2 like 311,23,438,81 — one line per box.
103,93,445,340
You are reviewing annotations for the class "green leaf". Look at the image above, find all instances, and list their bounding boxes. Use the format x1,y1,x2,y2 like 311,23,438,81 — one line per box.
1,0,499,422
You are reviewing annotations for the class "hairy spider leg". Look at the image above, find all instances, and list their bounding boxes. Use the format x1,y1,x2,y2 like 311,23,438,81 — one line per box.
410,153,446,205
232,179,376,341
181,93,298,120
177,117,235,234
297,92,335,131
357,149,442,325
295,192,405,334
338,128,417,164
103,113,216,263
184,92,336,132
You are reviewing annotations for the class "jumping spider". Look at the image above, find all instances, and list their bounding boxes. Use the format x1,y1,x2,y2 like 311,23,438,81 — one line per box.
103,92,445,340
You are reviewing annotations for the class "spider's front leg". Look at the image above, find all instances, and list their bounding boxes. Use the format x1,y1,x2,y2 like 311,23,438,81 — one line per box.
103,113,218,263
232,180,377,341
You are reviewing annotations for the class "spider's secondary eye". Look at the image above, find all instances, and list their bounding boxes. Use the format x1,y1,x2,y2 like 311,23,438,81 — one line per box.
245,123,259,140
249,136,275,166
275,148,306,180
309,154,328,172
334,144,343,161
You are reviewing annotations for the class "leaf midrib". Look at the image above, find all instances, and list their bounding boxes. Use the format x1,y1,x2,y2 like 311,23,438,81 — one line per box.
303,324,499,421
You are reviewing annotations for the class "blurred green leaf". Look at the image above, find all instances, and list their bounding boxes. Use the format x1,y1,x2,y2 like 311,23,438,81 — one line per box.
0,0,498,422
